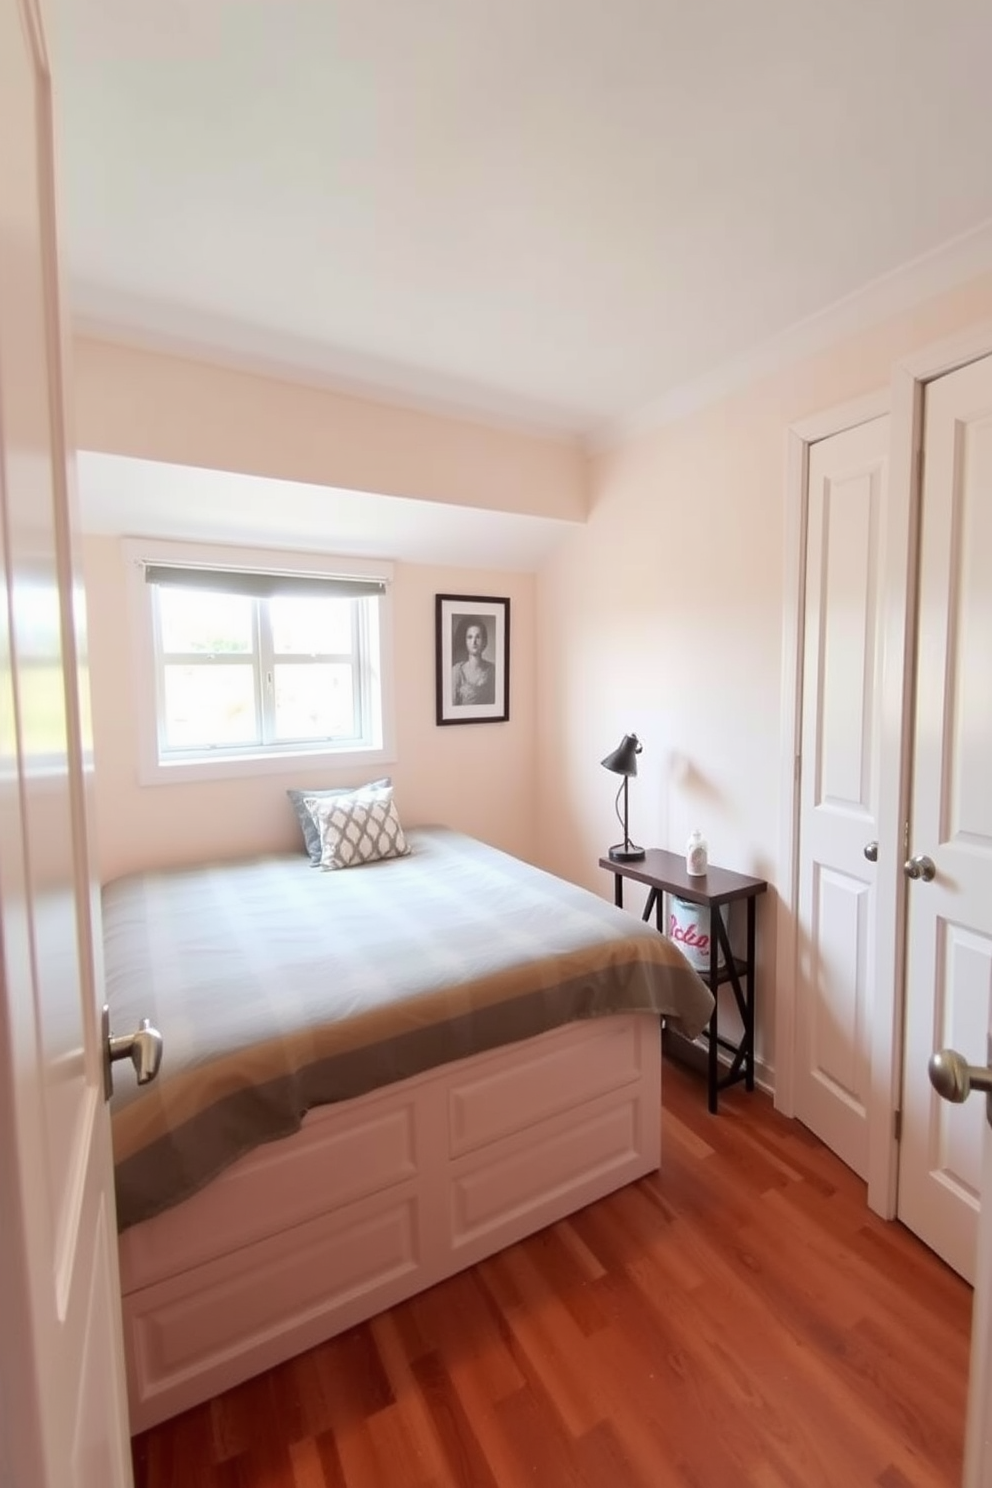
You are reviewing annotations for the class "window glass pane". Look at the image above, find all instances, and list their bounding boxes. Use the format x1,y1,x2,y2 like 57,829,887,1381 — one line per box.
163,665,257,747
271,596,352,654
158,589,253,654
273,663,354,740
18,661,68,757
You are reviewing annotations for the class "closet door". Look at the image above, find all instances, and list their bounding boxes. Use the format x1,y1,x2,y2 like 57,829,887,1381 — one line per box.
897,352,992,1284
794,416,889,1179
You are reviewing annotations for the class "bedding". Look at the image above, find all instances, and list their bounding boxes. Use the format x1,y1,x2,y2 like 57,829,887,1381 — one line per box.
103,827,713,1231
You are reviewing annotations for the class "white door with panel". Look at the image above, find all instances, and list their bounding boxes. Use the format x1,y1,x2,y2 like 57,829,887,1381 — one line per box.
795,415,889,1180
896,353,992,1286
0,2,133,1483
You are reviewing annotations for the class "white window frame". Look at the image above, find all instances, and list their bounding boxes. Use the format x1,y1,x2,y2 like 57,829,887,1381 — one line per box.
123,537,396,785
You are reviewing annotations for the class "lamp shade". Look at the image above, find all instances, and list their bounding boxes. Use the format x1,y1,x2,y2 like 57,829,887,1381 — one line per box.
601,733,642,777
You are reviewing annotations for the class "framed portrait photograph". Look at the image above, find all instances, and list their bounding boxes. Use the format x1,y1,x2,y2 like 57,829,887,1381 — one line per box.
435,594,510,725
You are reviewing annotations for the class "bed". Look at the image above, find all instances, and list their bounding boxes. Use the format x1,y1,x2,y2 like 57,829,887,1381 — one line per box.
104,826,713,1432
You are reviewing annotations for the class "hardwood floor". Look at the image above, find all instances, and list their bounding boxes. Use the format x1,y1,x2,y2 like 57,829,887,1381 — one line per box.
132,1057,972,1488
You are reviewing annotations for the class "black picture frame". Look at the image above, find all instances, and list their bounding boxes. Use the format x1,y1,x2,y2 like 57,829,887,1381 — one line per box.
435,594,510,725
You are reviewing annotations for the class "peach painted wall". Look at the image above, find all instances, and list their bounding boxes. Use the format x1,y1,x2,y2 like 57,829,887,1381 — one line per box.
70,339,568,883
72,337,586,522
534,271,992,1087
84,536,536,882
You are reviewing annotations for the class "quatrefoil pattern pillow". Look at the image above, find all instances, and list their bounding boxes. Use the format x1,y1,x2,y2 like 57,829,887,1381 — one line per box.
287,778,392,864
304,785,410,871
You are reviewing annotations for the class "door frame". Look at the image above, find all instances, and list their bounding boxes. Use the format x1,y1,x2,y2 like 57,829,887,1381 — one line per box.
776,317,992,1220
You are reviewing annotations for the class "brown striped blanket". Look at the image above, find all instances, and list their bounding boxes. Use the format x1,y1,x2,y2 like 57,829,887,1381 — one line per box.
103,827,713,1229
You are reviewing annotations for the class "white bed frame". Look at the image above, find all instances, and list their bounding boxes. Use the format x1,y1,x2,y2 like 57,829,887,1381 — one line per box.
118,1012,662,1432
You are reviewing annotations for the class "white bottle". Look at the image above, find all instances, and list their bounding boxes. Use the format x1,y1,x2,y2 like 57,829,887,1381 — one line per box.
686,829,708,877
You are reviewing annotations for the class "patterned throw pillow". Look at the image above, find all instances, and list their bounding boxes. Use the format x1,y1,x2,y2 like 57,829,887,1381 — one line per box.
304,785,411,871
287,778,391,864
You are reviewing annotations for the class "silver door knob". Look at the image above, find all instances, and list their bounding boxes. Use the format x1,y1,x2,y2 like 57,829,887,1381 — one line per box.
929,1048,992,1102
904,853,936,882
102,1004,163,1099
863,841,878,862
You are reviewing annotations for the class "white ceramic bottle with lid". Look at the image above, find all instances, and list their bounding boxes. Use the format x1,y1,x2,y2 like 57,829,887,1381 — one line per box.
685,828,708,877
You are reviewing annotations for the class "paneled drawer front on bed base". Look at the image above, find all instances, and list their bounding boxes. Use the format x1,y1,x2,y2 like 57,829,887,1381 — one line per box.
450,1095,643,1250
120,1013,662,1433
447,1012,645,1156
120,1095,421,1290
126,1186,424,1430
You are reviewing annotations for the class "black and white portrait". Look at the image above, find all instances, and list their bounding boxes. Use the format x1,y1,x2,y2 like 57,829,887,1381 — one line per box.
435,594,510,725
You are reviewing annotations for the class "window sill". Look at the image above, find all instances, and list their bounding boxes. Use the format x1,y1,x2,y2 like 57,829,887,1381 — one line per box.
137,742,396,788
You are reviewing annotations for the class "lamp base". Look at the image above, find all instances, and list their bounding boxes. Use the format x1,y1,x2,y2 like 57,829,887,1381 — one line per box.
608,843,646,862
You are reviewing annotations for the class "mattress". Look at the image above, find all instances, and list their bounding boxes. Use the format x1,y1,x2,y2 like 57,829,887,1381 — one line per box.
103,826,713,1229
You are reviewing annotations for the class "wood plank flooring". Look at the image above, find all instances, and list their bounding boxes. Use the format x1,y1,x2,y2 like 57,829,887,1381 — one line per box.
132,1057,972,1487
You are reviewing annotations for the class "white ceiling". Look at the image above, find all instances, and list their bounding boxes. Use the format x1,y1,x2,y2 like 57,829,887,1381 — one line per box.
53,0,992,438
53,1,992,559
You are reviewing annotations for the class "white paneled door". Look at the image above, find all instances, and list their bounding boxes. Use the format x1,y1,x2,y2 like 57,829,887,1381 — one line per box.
0,2,132,1484
897,353,992,1286
795,415,889,1180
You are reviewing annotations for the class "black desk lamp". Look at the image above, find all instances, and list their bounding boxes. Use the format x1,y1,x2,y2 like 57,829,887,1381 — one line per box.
602,733,645,862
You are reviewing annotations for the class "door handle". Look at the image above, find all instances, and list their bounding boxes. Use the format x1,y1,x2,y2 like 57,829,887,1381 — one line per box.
929,1046,992,1130
863,841,878,862
904,853,936,882
102,1004,163,1100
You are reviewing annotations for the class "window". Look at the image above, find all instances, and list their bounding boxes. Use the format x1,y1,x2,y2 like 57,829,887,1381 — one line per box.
125,540,394,782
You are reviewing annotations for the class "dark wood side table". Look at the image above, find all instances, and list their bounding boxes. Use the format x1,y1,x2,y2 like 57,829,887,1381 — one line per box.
600,849,767,1113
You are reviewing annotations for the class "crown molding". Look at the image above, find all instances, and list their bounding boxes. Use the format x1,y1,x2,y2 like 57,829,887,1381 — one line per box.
69,285,590,444
590,216,992,452
70,216,992,458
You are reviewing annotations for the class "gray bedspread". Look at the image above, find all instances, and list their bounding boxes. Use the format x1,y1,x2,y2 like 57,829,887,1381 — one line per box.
103,827,713,1229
